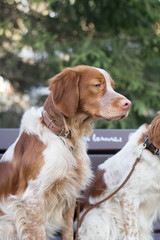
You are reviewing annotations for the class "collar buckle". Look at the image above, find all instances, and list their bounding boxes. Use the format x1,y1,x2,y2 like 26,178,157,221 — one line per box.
64,130,71,138
58,126,65,136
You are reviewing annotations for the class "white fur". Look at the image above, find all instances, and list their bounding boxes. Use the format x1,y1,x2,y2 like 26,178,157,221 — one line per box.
78,124,160,240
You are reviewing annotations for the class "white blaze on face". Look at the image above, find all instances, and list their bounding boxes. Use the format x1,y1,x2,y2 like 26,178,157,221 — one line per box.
93,67,114,92
94,67,126,100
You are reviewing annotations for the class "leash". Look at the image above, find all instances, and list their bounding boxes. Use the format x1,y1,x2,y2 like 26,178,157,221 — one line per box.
75,143,146,240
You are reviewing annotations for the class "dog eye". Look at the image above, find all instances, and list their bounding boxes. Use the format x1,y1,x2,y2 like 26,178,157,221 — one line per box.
93,84,101,88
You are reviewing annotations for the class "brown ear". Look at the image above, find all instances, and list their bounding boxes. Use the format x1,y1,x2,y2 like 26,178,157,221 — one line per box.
49,68,80,118
148,113,160,148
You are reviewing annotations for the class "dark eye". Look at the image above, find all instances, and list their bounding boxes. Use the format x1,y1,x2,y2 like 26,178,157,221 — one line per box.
93,84,101,88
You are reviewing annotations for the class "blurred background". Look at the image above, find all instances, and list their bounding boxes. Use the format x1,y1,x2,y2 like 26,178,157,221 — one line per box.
0,0,160,129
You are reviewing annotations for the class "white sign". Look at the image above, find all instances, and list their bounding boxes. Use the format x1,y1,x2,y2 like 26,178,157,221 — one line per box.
84,133,122,143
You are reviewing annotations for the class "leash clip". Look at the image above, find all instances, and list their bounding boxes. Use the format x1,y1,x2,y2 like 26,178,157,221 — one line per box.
138,143,146,159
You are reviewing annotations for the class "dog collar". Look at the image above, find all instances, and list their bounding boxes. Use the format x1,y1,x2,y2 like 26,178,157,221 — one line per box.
41,111,71,139
144,135,160,156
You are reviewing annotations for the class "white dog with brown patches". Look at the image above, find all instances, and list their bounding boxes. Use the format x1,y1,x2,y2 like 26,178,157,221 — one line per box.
78,114,160,240
0,65,131,240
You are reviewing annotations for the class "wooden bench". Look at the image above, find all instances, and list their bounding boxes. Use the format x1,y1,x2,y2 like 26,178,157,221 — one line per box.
0,128,160,239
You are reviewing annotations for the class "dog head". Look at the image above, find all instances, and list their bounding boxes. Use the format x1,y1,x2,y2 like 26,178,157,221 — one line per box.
49,65,131,119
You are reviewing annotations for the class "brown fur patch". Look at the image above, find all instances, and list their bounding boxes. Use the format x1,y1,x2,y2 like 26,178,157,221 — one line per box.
0,161,18,198
90,169,107,198
148,114,160,149
0,132,46,199
80,169,107,210
0,209,4,216
15,132,46,194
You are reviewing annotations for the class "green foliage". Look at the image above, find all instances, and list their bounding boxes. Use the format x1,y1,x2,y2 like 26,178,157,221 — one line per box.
0,0,160,128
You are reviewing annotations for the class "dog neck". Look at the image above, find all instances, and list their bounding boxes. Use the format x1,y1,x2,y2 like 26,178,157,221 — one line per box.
43,94,93,141
42,94,71,138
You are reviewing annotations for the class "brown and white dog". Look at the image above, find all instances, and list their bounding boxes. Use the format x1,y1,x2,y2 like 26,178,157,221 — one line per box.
0,65,131,240
78,114,160,240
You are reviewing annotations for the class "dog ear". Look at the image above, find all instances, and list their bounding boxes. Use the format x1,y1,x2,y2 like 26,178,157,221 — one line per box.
49,68,80,118
148,112,160,148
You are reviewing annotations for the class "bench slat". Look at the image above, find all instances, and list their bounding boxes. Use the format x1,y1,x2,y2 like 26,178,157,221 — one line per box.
0,128,19,150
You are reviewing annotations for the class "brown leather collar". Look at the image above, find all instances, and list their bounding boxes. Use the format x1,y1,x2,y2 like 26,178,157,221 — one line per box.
41,110,71,138
144,135,160,156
